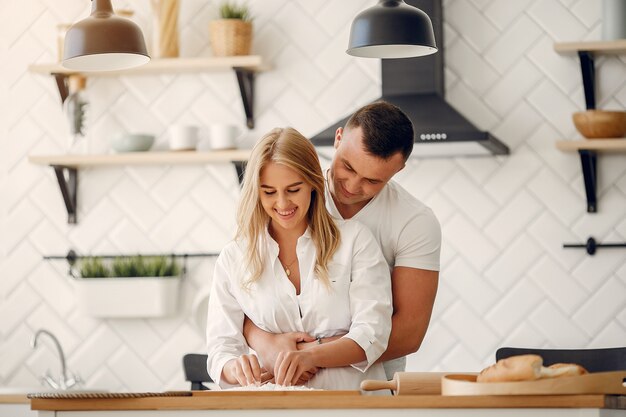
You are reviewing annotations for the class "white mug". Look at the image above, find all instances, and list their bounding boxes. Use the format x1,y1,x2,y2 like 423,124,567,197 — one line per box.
209,124,239,150
169,125,199,151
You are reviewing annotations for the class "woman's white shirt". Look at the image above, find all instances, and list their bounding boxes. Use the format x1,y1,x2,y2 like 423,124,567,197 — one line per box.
206,219,392,390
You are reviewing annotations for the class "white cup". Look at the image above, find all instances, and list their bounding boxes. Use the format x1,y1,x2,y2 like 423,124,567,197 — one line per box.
209,124,239,150
169,125,199,151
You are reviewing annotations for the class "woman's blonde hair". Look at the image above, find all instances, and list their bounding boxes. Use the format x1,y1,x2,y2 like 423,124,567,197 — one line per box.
236,127,340,287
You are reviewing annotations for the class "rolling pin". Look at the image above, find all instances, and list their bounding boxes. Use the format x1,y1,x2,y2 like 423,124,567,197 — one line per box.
360,372,448,395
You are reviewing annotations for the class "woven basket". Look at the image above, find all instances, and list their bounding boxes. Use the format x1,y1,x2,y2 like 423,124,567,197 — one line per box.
209,19,252,56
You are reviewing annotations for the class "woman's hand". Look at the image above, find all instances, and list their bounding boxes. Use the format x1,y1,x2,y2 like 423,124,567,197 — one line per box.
250,330,317,374
274,350,316,386
222,354,262,386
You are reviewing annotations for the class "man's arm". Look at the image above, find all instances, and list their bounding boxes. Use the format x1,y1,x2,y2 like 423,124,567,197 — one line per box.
377,266,438,362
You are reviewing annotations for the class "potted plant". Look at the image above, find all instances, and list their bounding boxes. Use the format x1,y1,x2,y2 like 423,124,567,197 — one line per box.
74,255,182,318
209,1,253,56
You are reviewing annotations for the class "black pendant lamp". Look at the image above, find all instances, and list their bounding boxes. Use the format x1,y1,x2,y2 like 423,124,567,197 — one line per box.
347,0,437,59
63,0,150,71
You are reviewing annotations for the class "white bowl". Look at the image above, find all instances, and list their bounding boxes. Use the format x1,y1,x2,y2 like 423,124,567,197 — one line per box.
111,134,155,152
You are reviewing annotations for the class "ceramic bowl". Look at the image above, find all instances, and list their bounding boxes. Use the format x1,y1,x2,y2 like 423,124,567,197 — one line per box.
572,110,626,139
111,133,155,152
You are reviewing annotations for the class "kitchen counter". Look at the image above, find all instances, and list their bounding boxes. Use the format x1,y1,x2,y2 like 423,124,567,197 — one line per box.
30,391,626,416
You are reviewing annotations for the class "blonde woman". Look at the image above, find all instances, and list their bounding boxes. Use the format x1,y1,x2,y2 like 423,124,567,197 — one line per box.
206,127,392,391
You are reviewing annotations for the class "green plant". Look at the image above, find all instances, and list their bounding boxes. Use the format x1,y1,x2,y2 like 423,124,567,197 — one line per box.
80,257,109,278
79,256,180,278
218,1,252,21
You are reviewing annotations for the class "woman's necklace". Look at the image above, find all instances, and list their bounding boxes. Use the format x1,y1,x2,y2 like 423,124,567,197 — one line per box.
280,257,298,277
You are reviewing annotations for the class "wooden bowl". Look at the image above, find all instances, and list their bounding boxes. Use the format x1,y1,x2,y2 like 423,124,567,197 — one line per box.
572,110,626,139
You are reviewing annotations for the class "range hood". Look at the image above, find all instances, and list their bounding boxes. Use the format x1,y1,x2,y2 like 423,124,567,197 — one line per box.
311,0,509,158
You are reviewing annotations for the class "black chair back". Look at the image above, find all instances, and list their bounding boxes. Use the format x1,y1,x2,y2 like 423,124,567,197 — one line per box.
496,347,626,373
183,353,212,390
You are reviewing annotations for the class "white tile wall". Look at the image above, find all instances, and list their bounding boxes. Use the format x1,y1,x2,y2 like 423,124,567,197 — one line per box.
1,0,625,392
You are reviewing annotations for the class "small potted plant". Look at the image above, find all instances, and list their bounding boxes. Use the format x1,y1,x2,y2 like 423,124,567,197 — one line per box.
209,1,253,56
74,255,182,318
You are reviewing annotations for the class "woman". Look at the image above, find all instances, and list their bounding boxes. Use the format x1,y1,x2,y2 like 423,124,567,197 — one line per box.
206,127,392,390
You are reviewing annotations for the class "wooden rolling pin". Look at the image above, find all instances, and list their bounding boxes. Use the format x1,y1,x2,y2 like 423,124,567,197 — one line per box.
361,372,448,395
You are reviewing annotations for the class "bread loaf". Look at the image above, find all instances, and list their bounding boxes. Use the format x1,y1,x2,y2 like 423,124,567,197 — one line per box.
477,355,589,383
542,363,588,378
477,354,543,382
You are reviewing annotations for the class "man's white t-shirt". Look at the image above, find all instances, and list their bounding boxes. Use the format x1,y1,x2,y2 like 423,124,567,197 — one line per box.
325,178,442,379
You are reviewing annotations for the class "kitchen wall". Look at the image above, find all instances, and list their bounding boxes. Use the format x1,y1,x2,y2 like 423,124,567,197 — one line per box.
1,0,625,392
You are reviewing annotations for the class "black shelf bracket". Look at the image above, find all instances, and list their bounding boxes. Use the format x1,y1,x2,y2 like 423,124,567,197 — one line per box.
232,161,247,184
234,68,255,129
563,237,626,255
578,51,596,110
53,73,70,104
578,150,597,213
52,165,78,224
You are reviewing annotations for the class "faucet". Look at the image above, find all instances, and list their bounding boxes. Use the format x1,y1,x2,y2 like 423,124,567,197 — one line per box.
31,329,81,390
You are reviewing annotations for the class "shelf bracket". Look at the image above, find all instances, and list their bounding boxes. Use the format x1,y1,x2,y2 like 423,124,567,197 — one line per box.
232,161,247,185
52,165,78,224
234,68,255,129
578,51,596,110
578,150,597,213
53,73,70,104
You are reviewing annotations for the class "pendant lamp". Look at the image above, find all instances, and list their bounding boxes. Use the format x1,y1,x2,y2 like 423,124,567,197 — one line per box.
63,0,150,71
347,0,437,59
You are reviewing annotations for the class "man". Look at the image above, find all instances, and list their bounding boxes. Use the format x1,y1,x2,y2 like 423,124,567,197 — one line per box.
243,101,441,381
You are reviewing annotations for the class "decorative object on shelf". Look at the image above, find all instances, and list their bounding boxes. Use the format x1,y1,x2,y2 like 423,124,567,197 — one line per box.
602,0,626,40
209,123,240,150
563,236,626,255
63,0,149,71
110,133,155,152
169,125,199,151
209,1,253,56
346,0,437,59
75,255,181,318
63,75,88,141
150,0,180,58
572,110,626,139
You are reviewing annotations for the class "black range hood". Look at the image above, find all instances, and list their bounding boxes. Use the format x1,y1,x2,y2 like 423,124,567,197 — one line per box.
311,0,509,158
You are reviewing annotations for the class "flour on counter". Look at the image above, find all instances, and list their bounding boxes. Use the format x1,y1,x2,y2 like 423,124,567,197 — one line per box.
224,383,319,391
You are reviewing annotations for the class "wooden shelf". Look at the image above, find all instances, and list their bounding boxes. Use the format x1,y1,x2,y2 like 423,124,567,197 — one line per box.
28,56,268,76
29,56,268,128
28,150,251,167
556,139,626,152
554,40,626,54
29,150,249,224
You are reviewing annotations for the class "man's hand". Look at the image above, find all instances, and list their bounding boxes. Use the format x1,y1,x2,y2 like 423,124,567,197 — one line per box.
222,354,262,386
274,350,316,386
243,317,316,373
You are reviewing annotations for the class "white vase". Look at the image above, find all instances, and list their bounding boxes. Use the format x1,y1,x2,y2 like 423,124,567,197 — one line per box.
602,0,626,40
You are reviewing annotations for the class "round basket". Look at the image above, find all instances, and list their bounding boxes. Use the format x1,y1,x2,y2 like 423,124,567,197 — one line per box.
209,19,252,56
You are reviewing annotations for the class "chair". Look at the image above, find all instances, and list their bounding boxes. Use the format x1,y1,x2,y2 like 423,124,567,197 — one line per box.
496,347,626,373
183,353,213,390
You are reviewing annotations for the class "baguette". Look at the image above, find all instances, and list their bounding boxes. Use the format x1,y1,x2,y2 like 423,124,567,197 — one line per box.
477,354,543,382
541,363,588,378
477,355,589,383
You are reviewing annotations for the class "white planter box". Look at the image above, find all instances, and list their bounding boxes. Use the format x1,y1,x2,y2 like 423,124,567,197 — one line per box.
74,276,180,318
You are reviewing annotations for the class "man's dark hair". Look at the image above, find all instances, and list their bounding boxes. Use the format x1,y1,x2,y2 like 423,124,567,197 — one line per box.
345,101,414,161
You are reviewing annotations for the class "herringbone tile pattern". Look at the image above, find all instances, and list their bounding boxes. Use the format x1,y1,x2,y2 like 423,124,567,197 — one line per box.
1,0,625,391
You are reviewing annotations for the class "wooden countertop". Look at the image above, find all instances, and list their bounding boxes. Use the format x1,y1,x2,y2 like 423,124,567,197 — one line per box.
29,391,626,411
